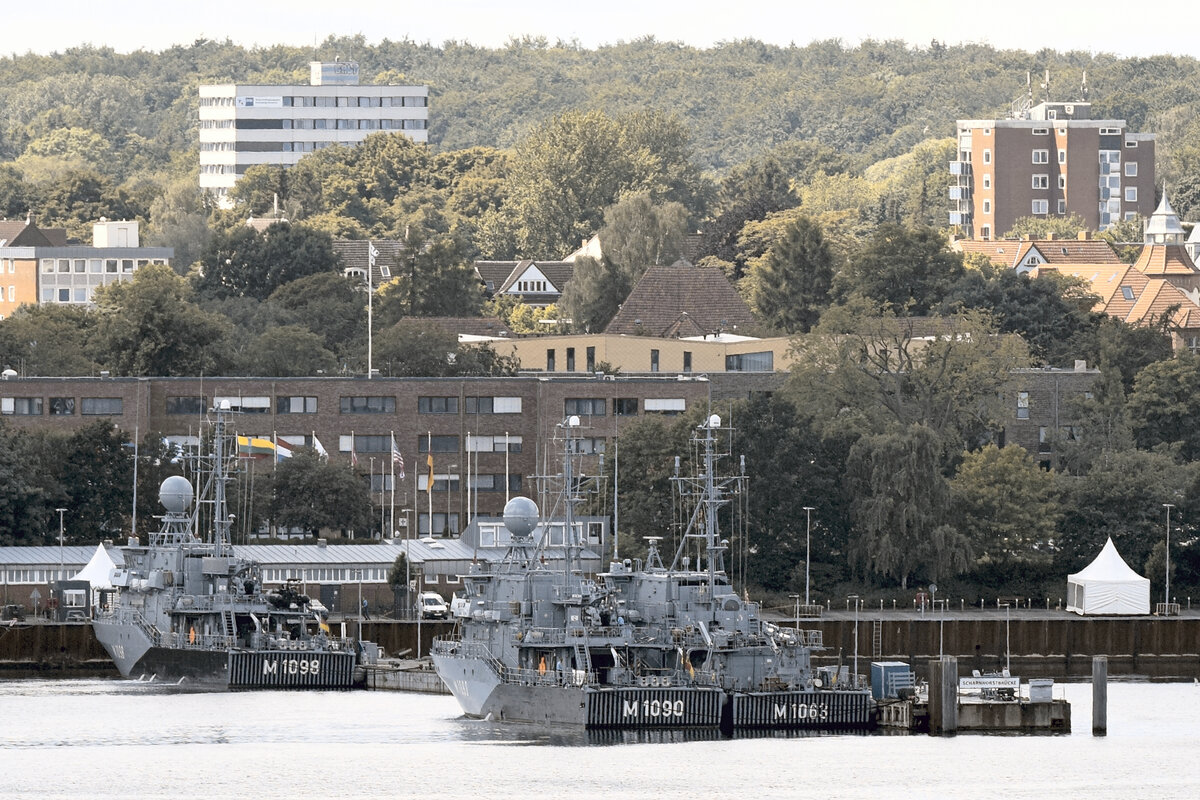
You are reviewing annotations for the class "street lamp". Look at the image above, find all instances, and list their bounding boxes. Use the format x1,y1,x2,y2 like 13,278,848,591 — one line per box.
55,508,67,574
1000,602,1011,674
1163,503,1175,611
803,506,815,606
789,593,800,632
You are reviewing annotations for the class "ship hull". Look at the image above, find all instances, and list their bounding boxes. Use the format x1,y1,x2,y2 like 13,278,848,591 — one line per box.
94,619,361,689
433,651,871,731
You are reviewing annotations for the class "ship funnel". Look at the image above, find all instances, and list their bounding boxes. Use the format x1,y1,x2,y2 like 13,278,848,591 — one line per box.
159,475,194,513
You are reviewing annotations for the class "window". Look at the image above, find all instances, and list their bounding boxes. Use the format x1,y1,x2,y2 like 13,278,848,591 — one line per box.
725,351,774,371
1032,150,1049,164
340,396,396,414
1032,127,1049,135
1125,140,1138,149
276,396,316,414
369,473,394,492
982,149,991,164
982,200,991,214
1058,175,1066,189
465,434,522,453
341,434,391,453
82,397,122,415
614,398,638,416
418,397,459,414
650,349,660,372
418,512,460,536
5,397,42,415
1058,200,1066,214
58,288,69,302
644,398,686,415
546,349,555,372
1032,199,1049,215
49,397,75,415
982,174,991,189
683,351,692,373
566,347,575,372
214,395,269,413
1016,391,1030,419
980,225,991,240
1032,174,1049,189
1100,127,1120,136
417,435,459,453
586,347,595,372
564,398,606,416
166,396,205,415
1058,149,1066,164
464,396,521,414
1121,286,1135,301
1125,162,1137,177
1125,187,1137,202
568,437,606,454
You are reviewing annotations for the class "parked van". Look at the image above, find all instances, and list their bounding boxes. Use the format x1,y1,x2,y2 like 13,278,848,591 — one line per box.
417,591,448,620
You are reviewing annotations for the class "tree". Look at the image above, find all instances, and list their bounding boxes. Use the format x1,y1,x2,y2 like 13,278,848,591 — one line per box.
267,448,373,537
0,305,99,376
240,325,338,377
374,319,519,377
747,215,835,333
1126,354,1200,460
834,223,964,315
1002,213,1088,240
845,423,971,588
54,421,135,539
949,444,1060,566
557,256,630,334
195,222,340,301
92,263,232,376
372,225,484,322
597,192,688,276
0,423,48,545
267,272,366,364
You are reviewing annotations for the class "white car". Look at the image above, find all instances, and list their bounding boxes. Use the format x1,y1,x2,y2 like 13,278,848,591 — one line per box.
417,591,448,620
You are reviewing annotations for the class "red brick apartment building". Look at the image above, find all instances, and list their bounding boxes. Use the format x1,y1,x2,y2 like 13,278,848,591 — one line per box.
951,101,1155,239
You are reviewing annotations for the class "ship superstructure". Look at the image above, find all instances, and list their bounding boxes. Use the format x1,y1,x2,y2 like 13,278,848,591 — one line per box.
432,414,872,730
93,402,376,688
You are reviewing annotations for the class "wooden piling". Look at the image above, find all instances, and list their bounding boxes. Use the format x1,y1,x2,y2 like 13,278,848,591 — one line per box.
1092,655,1107,736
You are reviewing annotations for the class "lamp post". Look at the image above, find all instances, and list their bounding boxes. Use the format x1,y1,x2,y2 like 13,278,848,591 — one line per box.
55,508,67,575
1163,503,1175,611
789,594,800,632
1000,602,1011,674
803,506,814,606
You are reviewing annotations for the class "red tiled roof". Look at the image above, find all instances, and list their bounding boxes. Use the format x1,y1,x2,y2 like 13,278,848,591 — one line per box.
605,261,756,337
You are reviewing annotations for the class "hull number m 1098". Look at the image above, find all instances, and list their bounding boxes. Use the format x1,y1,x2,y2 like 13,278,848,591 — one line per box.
775,702,829,722
623,698,686,719
263,658,321,677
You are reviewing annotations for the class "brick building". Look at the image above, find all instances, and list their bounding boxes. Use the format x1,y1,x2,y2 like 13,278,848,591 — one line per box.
951,101,1155,239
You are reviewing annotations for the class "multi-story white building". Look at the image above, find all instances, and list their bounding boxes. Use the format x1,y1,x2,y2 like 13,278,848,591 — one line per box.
198,61,429,205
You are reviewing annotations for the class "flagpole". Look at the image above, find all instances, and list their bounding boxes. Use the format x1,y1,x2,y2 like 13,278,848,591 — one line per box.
367,240,375,379
505,430,510,504
427,431,433,538
466,430,471,530
390,430,396,540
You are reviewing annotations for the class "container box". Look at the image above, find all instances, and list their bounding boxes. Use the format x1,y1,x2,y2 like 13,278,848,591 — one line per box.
1028,678,1054,703
871,661,913,700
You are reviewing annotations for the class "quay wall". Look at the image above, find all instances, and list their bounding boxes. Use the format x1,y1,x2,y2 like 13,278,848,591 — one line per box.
811,616,1200,680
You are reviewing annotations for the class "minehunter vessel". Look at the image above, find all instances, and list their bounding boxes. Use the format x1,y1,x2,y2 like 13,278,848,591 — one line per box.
432,413,873,731
93,402,377,688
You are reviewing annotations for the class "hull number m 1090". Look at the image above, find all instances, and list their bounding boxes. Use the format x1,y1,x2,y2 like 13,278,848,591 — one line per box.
623,698,686,719
263,658,321,677
774,702,829,722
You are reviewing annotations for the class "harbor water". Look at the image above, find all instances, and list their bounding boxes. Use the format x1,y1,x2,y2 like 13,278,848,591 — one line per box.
2,679,1198,799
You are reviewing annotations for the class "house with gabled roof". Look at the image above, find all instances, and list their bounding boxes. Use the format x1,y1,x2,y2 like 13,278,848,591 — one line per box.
954,233,1122,274
605,260,758,337
334,239,404,287
1131,193,1200,301
474,259,577,307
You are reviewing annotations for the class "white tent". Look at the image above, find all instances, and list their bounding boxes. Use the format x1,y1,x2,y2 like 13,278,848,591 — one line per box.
71,543,116,590
1067,537,1150,615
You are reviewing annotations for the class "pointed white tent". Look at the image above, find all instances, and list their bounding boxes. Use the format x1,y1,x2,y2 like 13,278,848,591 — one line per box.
71,543,116,589
1067,537,1150,615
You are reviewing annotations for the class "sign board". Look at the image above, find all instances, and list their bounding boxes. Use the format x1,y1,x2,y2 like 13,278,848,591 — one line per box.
236,96,284,108
959,675,1019,691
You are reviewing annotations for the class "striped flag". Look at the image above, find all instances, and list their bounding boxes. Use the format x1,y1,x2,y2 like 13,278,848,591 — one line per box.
391,434,405,479
312,433,329,461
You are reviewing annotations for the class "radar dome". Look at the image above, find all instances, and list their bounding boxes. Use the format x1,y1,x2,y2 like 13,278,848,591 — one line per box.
503,496,539,539
159,475,194,513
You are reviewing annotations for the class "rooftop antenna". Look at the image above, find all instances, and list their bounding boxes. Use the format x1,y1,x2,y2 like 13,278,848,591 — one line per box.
1040,69,1051,103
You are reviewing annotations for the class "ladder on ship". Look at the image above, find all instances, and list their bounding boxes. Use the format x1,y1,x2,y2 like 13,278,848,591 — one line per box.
573,643,592,677
220,610,236,642
872,620,882,661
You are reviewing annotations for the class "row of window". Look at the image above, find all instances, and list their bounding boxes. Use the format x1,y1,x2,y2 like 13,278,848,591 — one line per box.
1,397,122,416
200,95,427,108
0,285,16,302
336,434,524,455
232,118,427,131
167,394,689,418
42,258,164,274
365,473,524,494
417,396,522,414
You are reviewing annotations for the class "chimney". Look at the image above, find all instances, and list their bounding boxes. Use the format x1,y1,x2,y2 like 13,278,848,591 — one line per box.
1078,230,1092,240
1075,359,1087,371
1046,232,1058,240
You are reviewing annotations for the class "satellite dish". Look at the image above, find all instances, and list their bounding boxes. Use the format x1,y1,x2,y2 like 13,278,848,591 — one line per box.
0,369,15,380
707,414,721,428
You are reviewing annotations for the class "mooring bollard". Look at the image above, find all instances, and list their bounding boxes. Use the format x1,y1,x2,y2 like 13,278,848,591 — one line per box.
1093,655,1107,736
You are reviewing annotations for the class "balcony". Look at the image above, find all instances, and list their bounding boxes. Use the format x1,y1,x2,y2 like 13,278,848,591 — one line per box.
949,211,973,226
949,161,972,175
949,186,971,200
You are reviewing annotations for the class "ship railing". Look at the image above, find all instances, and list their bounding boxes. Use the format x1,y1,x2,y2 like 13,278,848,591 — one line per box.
128,609,164,646
159,630,238,652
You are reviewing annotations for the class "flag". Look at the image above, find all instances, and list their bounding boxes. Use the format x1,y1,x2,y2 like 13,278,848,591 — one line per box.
426,452,434,495
312,434,328,461
236,435,279,459
391,434,405,479
274,439,293,461
350,433,359,467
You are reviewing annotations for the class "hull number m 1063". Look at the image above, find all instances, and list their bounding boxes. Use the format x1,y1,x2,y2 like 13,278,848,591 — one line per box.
623,698,686,719
774,702,829,722
263,658,321,677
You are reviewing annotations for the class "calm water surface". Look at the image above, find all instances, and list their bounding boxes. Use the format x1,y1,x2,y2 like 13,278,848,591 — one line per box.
1,679,1197,799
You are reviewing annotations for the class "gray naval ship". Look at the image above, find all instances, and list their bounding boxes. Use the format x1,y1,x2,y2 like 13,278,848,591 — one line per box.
92,403,377,689
432,413,873,731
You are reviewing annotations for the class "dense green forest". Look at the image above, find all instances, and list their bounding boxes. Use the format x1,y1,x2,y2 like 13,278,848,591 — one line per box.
2,37,1200,603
